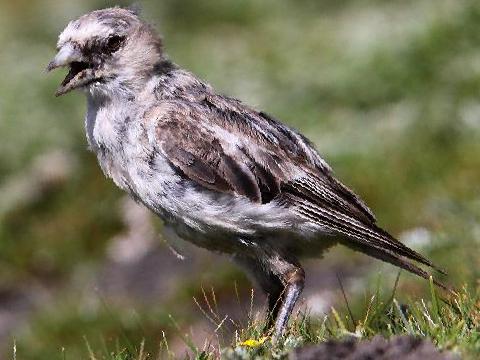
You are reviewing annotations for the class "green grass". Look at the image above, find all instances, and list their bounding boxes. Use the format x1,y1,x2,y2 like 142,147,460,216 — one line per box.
64,280,479,359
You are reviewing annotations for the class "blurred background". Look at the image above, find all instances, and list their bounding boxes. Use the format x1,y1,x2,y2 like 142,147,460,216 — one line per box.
0,0,479,358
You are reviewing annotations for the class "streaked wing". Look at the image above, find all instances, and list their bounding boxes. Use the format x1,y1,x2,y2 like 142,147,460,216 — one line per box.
151,94,445,285
156,109,265,203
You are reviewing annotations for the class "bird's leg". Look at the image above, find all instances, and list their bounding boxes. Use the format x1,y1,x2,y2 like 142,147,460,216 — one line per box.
233,253,305,339
271,265,305,340
259,255,305,339
233,254,284,328
264,274,284,331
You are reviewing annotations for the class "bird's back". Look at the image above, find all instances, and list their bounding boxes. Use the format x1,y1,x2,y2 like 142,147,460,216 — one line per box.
126,65,443,285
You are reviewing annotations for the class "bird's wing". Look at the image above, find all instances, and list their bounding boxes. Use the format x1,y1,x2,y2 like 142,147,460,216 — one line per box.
150,94,445,284
156,111,266,203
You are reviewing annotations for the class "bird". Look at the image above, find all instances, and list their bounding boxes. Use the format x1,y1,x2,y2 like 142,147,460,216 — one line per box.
47,7,446,339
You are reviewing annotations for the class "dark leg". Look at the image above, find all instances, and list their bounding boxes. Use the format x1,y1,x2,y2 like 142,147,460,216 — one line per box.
264,270,284,330
234,253,305,339
233,255,283,327
272,266,305,339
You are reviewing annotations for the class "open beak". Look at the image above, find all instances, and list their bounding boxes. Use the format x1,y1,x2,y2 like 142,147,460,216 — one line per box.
46,43,97,96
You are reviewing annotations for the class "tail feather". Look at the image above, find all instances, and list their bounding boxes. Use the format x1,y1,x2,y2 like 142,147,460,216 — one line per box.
292,198,447,289
345,241,448,291
296,200,445,273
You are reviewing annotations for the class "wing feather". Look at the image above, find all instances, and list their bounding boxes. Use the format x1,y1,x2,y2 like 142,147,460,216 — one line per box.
288,194,442,272
150,92,445,283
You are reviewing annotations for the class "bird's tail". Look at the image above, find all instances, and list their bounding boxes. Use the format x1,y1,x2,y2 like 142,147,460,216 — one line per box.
294,200,448,290
344,240,448,291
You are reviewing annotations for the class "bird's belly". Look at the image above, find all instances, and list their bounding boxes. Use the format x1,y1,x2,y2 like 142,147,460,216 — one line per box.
120,149,330,254
126,153,290,232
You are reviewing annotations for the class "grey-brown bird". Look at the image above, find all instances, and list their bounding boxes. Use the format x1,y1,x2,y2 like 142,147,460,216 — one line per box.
47,7,446,338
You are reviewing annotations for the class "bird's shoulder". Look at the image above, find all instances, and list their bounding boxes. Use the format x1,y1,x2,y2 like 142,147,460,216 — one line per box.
150,69,329,171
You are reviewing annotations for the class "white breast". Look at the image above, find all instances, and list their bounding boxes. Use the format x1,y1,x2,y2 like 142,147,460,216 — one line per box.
85,95,135,192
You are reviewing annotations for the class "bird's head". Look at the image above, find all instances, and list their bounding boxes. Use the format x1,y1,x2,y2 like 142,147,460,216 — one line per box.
47,7,164,97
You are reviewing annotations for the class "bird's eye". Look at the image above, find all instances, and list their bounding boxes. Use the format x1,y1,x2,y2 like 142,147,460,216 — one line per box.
104,35,126,54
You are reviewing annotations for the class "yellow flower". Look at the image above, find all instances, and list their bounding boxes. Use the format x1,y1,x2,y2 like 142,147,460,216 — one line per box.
238,336,269,348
